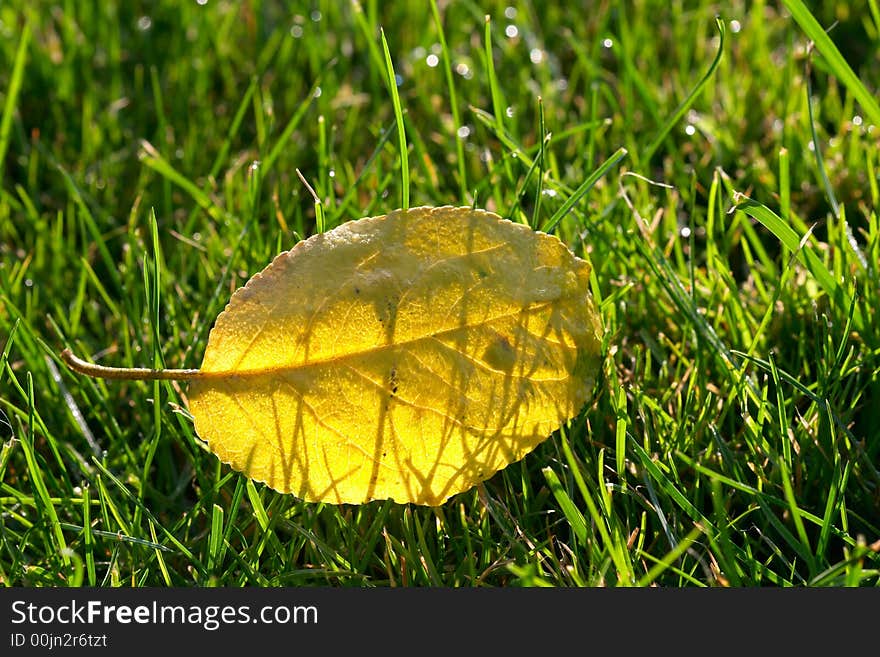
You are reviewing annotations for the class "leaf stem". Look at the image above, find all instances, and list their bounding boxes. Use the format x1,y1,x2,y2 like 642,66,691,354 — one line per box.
60,348,203,381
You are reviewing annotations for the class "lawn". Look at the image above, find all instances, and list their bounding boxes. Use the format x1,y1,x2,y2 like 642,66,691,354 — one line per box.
1,0,878,587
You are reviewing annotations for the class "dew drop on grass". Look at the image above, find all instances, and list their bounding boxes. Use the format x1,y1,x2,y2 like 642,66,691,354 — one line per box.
602,38,613,48
685,124,696,136
853,115,863,126
505,25,518,38
137,16,152,31
426,54,439,67
457,126,471,139
504,6,517,19
290,25,303,38
505,106,515,118
530,48,544,64
730,20,741,33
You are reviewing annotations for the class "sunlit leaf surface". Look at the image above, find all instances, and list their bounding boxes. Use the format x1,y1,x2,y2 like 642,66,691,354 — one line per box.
188,206,603,504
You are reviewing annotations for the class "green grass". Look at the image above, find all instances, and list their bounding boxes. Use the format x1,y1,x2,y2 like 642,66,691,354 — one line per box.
1,0,878,587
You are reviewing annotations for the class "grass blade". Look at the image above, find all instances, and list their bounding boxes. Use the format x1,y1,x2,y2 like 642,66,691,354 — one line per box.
380,28,409,210
0,23,30,182
540,147,628,234
782,0,880,126
735,197,866,334
642,18,725,163
430,0,468,202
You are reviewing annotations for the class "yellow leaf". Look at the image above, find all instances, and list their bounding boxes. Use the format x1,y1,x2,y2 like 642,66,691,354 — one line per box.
188,206,603,505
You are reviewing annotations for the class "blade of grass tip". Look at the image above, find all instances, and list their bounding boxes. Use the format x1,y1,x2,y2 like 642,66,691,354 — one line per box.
614,386,628,484
0,23,29,181
542,467,588,544
1,318,20,373
430,0,468,202
779,147,791,223
148,520,173,586
643,17,725,164
247,160,263,243
296,168,325,234
484,15,506,142
207,503,224,573
483,14,513,186
735,197,865,333
541,147,628,234
245,479,271,532
783,0,880,126
380,28,409,211
148,208,164,370
530,98,547,229
317,115,329,214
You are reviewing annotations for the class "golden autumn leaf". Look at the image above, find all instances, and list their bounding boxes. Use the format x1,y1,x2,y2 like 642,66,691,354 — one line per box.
60,205,603,505
186,206,603,505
